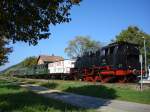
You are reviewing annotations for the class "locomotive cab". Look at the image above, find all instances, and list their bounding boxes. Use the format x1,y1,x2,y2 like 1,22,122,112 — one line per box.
101,42,140,70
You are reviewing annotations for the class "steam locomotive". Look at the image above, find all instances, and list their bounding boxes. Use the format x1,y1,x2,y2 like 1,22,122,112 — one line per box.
71,42,143,82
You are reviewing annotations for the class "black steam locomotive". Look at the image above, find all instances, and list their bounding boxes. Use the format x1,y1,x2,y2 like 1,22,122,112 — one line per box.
72,42,143,83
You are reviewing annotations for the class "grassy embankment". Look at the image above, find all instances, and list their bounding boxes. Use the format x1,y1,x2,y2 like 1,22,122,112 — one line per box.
0,78,90,112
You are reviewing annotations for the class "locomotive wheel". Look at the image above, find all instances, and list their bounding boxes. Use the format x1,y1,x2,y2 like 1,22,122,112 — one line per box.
84,77,89,81
118,76,127,83
100,76,113,83
95,76,101,82
83,77,86,81
83,76,95,82
86,76,93,82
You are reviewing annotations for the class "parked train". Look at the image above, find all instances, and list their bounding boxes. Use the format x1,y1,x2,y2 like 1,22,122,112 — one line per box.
12,42,144,82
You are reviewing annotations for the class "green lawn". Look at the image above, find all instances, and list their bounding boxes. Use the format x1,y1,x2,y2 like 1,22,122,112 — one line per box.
0,78,90,112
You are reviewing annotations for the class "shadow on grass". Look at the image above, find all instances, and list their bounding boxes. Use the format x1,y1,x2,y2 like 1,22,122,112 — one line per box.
64,84,118,99
40,82,118,109
0,84,20,90
38,85,117,109
0,79,14,84
0,87,84,112
22,80,38,84
41,82,58,89
0,80,118,110
45,85,117,109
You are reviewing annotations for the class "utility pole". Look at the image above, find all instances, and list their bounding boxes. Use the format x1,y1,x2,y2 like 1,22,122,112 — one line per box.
142,37,147,77
140,55,143,91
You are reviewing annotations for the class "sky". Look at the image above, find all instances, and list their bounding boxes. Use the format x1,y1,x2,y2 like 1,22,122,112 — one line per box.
0,0,150,71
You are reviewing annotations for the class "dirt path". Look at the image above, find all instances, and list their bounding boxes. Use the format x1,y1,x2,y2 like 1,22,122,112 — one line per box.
21,84,150,112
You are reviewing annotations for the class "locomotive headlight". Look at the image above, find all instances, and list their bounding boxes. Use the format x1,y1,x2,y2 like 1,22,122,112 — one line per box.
128,66,131,69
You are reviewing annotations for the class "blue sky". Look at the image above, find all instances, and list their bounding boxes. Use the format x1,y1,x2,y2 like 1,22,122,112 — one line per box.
0,0,150,71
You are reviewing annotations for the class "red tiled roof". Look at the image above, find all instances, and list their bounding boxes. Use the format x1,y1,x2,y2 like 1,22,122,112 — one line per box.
38,55,64,63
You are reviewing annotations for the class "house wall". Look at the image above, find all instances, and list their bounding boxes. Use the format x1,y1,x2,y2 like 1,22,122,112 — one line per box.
48,59,75,74
37,59,44,65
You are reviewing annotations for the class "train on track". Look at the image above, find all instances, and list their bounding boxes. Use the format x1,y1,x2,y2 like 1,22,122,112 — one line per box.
12,42,144,83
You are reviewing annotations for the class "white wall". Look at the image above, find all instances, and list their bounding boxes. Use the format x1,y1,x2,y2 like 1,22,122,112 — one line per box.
48,59,75,74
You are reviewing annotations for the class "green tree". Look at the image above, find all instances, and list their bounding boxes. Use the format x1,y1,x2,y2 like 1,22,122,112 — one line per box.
115,26,150,64
65,36,101,58
0,0,80,45
0,0,80,65
21,56,37,67
0,38,12,66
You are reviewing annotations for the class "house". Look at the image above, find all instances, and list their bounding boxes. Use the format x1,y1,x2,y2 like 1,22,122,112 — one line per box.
37,55,64,65
48,59,76,74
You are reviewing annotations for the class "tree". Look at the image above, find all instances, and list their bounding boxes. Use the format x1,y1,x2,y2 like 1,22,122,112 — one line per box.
115,26,150,64
65,36,101,58
21,56,37,67
0,38,12,66
0,0,80,45
0,0,80,65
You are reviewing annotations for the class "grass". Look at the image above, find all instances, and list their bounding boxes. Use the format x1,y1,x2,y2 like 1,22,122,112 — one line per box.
40,80,150,104
1,76,150,104
0,78,92,112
